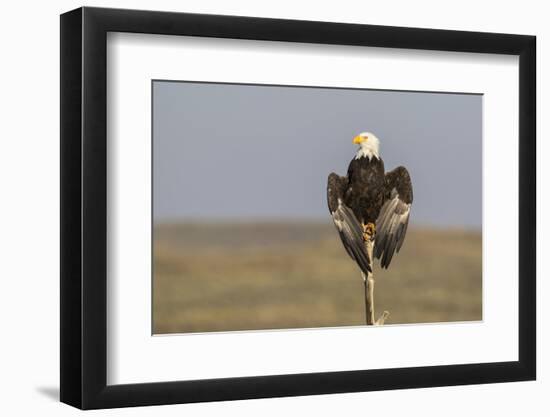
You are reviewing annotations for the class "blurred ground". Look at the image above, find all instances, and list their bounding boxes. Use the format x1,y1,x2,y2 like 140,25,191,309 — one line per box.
153,222,482,334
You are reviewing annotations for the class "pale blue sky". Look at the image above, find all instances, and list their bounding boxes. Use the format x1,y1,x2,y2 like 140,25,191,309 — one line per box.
153,81,481,229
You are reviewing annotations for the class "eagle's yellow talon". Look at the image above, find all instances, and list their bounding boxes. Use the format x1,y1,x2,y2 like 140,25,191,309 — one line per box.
362,222,376,241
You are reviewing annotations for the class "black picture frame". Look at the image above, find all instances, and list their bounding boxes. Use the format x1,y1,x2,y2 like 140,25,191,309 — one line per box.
60,6,536,410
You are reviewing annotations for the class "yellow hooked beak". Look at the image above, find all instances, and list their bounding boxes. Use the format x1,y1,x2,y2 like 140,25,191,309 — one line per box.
353,135,367,145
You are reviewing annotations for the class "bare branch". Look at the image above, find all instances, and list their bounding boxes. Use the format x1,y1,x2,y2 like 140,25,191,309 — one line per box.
361,231,389,326
375,311,390,325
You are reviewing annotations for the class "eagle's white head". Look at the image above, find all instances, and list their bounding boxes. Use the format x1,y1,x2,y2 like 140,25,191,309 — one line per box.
353,131,380,160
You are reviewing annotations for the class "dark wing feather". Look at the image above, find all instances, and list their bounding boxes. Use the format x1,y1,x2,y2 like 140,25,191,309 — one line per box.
374,166,413,269
327,173,372,274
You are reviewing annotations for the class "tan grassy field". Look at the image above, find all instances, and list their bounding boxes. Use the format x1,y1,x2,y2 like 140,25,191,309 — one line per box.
153,222,482,334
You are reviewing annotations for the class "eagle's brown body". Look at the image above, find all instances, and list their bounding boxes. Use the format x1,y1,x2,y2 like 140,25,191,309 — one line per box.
345,156,387,225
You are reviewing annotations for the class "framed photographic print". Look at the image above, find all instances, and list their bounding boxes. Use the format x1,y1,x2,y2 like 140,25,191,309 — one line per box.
60,6,536,409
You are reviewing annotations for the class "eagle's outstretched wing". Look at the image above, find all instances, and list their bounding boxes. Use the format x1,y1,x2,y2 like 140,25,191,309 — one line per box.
374,166,413,269
327,173,372,274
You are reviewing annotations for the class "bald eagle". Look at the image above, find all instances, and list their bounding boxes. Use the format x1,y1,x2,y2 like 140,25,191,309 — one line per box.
327,132,413,274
